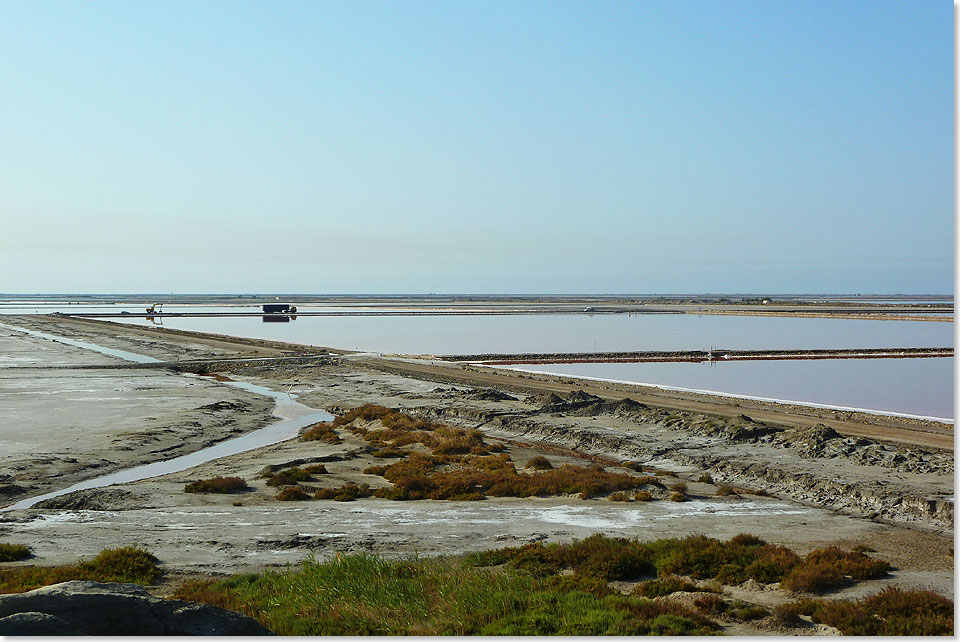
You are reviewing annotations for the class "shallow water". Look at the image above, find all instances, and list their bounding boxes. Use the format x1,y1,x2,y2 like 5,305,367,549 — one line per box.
496,357,955,421
106,312,953,354
0,321,162,364
5,376,334,510
0,324,333,510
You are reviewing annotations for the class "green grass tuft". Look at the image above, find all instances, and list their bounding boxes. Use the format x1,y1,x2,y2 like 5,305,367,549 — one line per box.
173,552,719,636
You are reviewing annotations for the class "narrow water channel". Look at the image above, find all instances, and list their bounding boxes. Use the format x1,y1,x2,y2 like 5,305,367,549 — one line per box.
2,324,334,511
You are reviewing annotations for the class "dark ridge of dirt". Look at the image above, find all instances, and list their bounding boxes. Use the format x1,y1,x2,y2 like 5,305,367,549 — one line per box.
32,489,144,511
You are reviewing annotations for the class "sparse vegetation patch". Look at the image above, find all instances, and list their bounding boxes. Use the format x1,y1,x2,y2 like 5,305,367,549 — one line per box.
526,456,553,470
0,544,32,562
300,422,341,443
472,533,886,594
780,587,953,635
0,546,161,594
265,467,313,487
313,483,373,501
331,405,646,501
184,476,248,494
275,485,312,501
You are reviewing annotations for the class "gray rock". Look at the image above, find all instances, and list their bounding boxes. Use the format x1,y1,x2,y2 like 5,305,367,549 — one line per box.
0,611,81,635
0,581,271,635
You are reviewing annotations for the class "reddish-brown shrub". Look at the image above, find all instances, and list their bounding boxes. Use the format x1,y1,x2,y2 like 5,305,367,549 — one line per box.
300,422,341,443
265,467,312,487
184,477,248,494
275,486,312,501
526,456,553,470
803,546,890,580
781,562,848,593
314,483,373,501
694,594,728,614
811,588,954,635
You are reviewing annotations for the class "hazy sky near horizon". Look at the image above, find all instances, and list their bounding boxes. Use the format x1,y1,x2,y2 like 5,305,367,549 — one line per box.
1,1,953,294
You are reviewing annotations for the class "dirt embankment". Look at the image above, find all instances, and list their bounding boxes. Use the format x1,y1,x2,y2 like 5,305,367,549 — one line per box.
352,356,954,450
409,391,953,532
439,347,953,364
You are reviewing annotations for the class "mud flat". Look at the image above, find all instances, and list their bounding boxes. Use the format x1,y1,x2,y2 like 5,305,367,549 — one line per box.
0,315,953,626
0,318,276,502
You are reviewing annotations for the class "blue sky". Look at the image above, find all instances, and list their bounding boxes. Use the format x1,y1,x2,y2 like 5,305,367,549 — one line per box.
0,1,952,294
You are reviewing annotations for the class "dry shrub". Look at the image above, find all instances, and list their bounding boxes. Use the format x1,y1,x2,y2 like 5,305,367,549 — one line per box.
715,485,735,496
694,594,728,614
266,467,312,487
812,587,953,635
467,453,513,470
184,476,248,494
780,562,848,593
669,492,686,502
738,545,801,584
363,464,389,476
729,533,765,546
334,404,438,432
375,455,643,501
371,448,407,458
772,600,818,626
648,534,802,585
693,594,766,621
717,537,881,592
300,422,341,443
303,464,328,474
314,483,372,502
669,481,688,493
803,546,891,580
609,491,632,502
733,604,768,621
633,574,700,598
275,485,312,501
781,547,889,594
0,544,31,562
526,456,553,470
634,490,653,501
77,547,161,584
635,475,666,489
697,473,713,484
474,534,654,582
612,598,720,635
